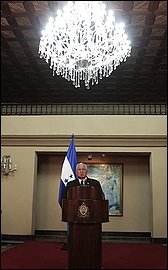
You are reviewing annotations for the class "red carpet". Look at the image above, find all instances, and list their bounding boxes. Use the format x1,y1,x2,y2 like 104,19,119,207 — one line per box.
1,241,167,269
103,242,167,269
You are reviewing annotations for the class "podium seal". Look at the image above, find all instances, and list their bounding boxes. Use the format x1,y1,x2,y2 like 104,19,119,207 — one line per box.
78,202,90,218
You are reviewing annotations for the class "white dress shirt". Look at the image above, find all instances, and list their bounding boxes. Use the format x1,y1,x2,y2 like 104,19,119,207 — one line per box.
78,178,87,185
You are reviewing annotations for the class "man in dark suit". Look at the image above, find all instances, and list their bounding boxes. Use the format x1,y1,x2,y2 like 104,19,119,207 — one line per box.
61,162,104,250
63,162,103,199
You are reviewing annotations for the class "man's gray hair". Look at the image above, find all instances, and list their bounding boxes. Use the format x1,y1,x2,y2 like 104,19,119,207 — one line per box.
76,163,88,170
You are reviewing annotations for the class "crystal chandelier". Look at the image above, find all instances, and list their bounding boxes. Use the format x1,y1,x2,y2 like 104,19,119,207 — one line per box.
38,1,131,89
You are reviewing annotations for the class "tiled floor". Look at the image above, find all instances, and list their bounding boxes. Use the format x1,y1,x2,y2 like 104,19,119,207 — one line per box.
1,244,15,252
1,240,24,253
1,236,153,253
2,233,167,253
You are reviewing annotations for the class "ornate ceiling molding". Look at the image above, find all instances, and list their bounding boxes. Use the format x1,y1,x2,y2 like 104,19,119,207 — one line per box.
1,103,167,115
1,135,166,147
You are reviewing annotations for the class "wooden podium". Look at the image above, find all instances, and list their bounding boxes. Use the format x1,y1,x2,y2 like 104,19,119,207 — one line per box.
62,186,109,269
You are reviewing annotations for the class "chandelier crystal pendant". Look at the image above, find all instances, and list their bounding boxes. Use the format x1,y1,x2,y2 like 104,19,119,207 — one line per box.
38,1,131,89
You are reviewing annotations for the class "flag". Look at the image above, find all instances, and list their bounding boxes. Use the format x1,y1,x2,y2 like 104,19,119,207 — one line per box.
58,136,78,207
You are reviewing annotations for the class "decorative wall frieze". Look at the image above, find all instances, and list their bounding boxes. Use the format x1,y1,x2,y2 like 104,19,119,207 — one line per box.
1,103,167,115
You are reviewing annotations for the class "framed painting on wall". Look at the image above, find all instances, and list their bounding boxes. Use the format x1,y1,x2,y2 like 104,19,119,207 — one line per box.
87,163,124,216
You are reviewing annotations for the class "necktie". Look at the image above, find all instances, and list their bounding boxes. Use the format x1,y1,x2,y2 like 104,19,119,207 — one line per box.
81,180,84,185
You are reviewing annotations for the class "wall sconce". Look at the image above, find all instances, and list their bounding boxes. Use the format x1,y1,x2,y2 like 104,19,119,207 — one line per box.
88,154,93,161
1,155,17,176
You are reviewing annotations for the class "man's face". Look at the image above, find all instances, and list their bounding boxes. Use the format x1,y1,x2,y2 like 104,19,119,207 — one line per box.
76,164,87,179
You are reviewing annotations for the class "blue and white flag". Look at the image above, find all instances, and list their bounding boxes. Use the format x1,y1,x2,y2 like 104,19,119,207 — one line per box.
58,136,78,207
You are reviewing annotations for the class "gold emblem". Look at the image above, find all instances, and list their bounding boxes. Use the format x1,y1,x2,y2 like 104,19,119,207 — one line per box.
78,202,89,218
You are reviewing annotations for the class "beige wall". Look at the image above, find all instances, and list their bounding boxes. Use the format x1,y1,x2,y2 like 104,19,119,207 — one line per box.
1,115,166,136
1,115,167,238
